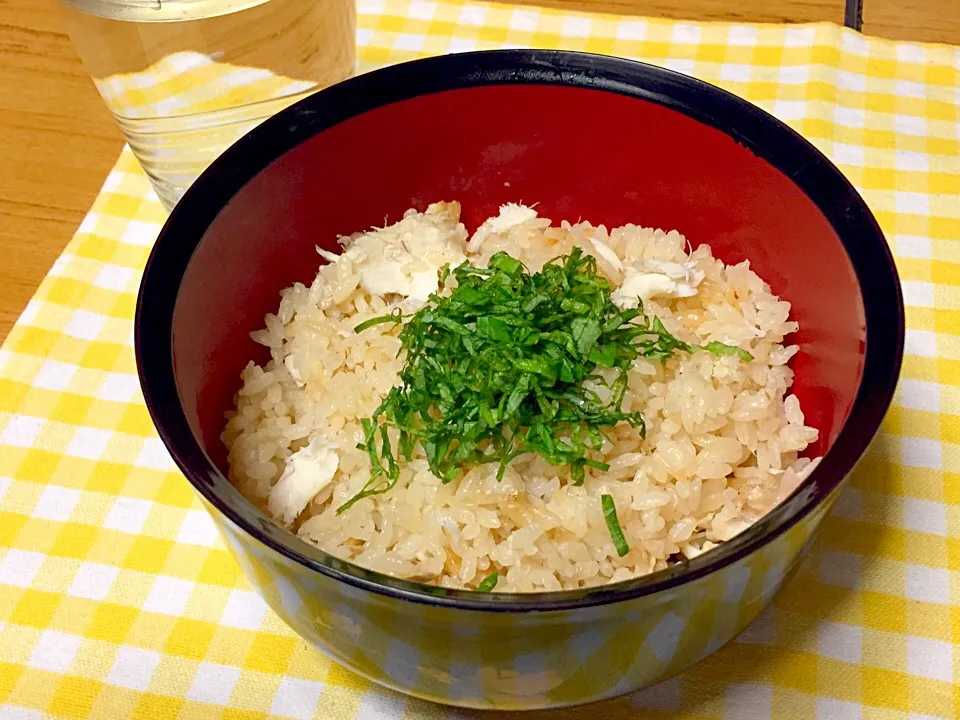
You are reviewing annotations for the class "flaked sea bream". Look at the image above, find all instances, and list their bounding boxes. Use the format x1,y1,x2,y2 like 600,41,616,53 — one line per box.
268,435,339,525
313,201,468,310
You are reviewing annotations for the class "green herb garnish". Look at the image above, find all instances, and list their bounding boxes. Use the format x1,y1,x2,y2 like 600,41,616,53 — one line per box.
701,341,754,362
354,308,406,334
601,494,630,557
476,572,499,592
338,249,751,514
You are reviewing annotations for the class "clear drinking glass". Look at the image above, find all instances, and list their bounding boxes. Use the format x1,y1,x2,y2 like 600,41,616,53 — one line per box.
59,0,356,210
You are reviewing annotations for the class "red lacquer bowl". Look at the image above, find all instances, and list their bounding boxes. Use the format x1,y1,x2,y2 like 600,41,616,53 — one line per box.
136,50,903,709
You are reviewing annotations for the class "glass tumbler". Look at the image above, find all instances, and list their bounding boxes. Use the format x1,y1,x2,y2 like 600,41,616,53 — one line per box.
59,0,356,210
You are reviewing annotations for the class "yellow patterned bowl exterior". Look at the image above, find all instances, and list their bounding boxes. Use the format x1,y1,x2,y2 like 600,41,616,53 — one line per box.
207,490,835,710
137,51,903,710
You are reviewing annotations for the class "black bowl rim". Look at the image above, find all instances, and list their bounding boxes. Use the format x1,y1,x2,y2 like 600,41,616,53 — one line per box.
136,49,904,613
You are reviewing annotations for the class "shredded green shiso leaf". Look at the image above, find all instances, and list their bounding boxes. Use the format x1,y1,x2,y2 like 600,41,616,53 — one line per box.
338,248,752,517
601,494,630,557
476,571,499,592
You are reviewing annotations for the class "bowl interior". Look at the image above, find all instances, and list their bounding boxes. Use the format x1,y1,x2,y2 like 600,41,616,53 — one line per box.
172,83,864,474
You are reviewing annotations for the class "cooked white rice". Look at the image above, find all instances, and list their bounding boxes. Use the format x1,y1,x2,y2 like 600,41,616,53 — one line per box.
223,201,820,592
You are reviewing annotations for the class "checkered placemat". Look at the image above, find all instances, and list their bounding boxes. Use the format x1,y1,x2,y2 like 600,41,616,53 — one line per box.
1,0,958,717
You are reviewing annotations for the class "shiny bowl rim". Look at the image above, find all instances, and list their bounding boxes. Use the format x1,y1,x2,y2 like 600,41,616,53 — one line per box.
135,49,904,613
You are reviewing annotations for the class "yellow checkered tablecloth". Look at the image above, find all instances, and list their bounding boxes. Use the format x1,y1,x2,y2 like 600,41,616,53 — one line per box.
2,0,959,717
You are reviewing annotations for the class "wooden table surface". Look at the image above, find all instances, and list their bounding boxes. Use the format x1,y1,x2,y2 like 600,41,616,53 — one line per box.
1,0,123,341
1,0,957,343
